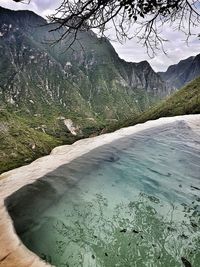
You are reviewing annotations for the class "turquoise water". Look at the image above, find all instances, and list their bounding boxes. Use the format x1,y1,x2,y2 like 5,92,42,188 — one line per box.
6,121,200,267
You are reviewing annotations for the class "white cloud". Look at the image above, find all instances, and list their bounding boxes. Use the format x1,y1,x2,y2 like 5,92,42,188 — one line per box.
0,0,61,18
1,0,199,72
109,19,200,72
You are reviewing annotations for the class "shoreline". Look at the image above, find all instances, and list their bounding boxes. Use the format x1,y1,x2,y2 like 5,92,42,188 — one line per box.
0,114,200,267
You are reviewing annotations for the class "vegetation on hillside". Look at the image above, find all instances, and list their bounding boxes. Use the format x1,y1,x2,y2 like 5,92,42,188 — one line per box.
1,76,199,174
0,109,108,174
0,7,168,174
106,76,200,132
0,111,60,174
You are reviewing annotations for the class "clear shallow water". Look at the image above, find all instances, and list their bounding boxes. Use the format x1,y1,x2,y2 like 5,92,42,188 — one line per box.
6,121,200,267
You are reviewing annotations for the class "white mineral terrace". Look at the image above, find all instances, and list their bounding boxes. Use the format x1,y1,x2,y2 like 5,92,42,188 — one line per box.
0,115,200,267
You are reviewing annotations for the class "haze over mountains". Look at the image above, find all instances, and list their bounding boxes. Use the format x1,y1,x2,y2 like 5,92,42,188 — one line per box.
159,54,200,90
0,6,199,173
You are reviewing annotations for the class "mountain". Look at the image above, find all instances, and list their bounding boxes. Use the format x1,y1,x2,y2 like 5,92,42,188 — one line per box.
0,6,167,122
107,76,200,132
159,54,200,90
0,6,168,173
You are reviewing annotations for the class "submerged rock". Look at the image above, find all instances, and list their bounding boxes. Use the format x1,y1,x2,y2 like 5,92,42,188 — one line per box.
120,229,127,233
132,229,139,233
181,257,192,267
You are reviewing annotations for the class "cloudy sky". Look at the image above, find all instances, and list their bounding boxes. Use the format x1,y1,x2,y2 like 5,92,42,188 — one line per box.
1,0,199,71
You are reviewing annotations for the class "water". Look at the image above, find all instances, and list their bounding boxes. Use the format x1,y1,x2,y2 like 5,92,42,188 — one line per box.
6,121,200,267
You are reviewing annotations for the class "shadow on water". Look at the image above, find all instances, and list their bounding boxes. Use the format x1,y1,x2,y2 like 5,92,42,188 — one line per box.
5,120,200,267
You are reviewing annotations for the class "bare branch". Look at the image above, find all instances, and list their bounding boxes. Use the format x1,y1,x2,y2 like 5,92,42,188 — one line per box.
13,0,200,55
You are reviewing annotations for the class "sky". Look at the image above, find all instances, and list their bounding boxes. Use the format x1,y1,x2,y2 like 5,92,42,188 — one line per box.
1,0,199,72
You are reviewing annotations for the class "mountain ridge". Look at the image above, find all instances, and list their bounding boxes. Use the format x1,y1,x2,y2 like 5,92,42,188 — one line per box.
159,54,200,89
0,5,168,120
0,6,169,173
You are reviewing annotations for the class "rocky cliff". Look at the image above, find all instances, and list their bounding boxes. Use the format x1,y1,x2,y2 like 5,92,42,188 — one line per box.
0,6,167,121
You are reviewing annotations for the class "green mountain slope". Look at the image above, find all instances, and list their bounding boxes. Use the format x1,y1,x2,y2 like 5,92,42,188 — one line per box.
0,6,167,125
0,109,106,174
1,77,199,174
107,76,200,131
0,110,60,173
0,6,170,174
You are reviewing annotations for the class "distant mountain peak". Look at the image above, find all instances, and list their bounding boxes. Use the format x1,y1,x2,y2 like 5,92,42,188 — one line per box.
0,5,46,27
159,54,200,89
138,60,150,65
